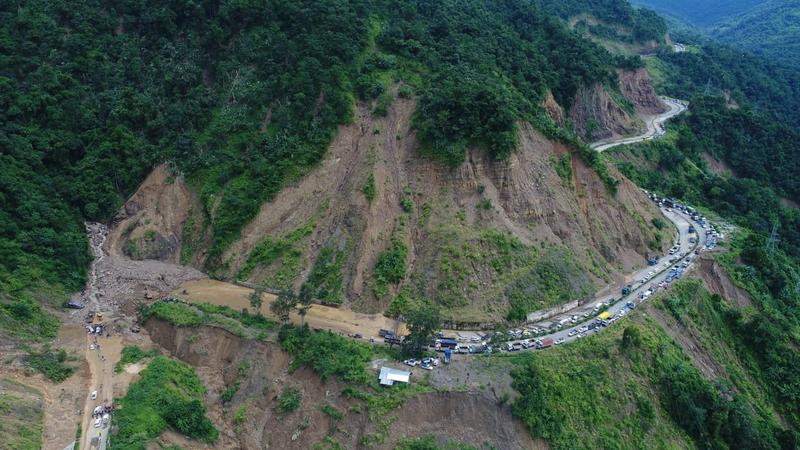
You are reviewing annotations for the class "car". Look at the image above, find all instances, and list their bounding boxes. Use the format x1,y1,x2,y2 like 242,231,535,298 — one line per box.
91,390,97,400
554,338,565,345
420,362,433,370
577,333,585,338
94,418,101,428
89,344,96,350
568,330,577,337
404,359,418,367
131,324,141,333
353,333,363,339
470,336,481,342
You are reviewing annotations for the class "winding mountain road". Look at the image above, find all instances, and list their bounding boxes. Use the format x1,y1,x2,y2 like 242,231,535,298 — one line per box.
591,96,687,152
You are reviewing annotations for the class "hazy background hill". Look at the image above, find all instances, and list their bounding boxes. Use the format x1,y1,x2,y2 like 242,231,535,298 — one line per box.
634,0,800,67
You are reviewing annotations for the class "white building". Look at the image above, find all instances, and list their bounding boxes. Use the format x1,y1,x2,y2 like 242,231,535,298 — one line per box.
379,367,411,386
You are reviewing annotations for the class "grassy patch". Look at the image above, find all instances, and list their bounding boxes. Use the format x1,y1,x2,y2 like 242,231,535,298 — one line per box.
110,356,217,449
25,347,75,383
277,387,302,413
362,173,376,202
509,300,791,450
0,295,60,344
114,346,158,374
278,326,372,383
300,245,347,305
0,379,44,450
237,221,314,287
140,301,275,338
373,236,408,298
395,435,479,450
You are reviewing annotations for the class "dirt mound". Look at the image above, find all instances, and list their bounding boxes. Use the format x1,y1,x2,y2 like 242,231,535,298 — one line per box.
695,255,753,308
145,318,540,450
106,163,198,263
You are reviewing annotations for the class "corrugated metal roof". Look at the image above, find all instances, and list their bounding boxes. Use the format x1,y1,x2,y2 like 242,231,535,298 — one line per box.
379,367,410,386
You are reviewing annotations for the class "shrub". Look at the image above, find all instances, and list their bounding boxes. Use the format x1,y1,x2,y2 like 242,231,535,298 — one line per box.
278,326,371,383
277,387,302,412
110,356,217,449
114,346,158,373
26,348,74,382
362,174,376,202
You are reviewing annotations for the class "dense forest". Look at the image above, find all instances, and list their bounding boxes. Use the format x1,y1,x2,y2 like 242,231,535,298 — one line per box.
1,0,651,335
605,18,800,444
710,0,800,68
631,0,763,26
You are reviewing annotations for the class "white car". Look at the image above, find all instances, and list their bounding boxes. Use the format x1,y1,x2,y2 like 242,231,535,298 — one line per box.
91,390,97,400
94,418,101,428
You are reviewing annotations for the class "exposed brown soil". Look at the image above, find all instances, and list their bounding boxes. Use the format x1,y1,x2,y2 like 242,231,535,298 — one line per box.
172,279,408,339
701,153,739,178
105,75,668,323
210,97,665,320
570,83,639,141
145,318,542,450
571,68,664,141
618,68,667,116
0,323,89,450
695,255,753,308
106,163,199,263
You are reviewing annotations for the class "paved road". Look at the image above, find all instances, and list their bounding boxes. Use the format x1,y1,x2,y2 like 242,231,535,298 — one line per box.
483,207,706,352
591,97,687,152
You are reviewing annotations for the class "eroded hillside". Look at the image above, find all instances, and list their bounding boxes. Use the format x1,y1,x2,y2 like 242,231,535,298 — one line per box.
115,84,668,323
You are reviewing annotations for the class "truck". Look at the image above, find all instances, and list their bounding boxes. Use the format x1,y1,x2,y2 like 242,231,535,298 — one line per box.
437,338,458,349
443,348,452,364
537,338,554,349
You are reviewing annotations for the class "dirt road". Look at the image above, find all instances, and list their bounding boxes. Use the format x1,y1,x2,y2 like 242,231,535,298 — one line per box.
79,333,122,450
173,279,407,338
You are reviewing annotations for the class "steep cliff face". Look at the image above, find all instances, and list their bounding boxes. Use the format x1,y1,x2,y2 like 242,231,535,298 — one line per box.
570,68,664,142
106,164,199,263
144,319,542,450
618,68,667,115
115,85,667,322
571,83,640,141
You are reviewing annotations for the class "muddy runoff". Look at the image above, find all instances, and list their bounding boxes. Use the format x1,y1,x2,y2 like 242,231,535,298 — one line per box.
172,279,408,338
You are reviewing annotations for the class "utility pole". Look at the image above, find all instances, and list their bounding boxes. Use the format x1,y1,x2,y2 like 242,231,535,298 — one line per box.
703,78,712,96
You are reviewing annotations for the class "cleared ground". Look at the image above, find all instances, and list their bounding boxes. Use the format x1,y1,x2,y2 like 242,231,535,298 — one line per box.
172,279,408,339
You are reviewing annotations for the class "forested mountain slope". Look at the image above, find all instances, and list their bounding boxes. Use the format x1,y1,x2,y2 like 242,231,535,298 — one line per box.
710,0,800,68
631,0,765,26
1,0,668,329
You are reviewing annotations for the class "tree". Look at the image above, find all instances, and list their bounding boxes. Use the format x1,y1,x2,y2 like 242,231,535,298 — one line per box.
271,289,296,325
297,285,314,327
249,287,264,316
621,326,642,351
403,301,441,357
